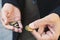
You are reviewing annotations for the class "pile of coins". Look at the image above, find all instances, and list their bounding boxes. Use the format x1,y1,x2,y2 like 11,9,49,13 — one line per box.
9,21,19,28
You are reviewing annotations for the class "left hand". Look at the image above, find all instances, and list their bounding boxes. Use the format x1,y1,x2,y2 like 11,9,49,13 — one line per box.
1,3,23,33
28,13,60,40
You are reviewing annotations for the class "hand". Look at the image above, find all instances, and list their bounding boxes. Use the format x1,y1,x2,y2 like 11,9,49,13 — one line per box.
28,13,60,40
1,3,23,33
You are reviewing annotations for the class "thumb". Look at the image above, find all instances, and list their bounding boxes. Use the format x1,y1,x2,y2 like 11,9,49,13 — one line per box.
29,22,38,30
25,21,39,32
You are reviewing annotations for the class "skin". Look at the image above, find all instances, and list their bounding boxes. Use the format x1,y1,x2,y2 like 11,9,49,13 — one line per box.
1,3,23,33
1,3,60,40
29,13,60,40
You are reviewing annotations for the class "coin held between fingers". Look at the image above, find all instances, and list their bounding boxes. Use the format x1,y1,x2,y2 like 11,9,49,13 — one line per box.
9,21,20,28
25,25,34,32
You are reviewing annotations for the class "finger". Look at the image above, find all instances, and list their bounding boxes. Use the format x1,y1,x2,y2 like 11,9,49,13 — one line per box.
46,31,53,40
13,27,19,32
6,25,20,32
41,33,46,40
1,11,9,25
29,18,48,30
17,21,23,33
4,24,14,30
18,28,22,33
48,27,59,40
1,16,14,30
1,19,19,32
31,30,41,40
42,32,50,40
49,28,59,40
18,21,23,29
38,27,44,35
48,27,55,34
48,24,55,31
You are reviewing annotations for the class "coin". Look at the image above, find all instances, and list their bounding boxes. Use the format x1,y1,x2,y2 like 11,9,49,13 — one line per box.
25,25,34,32
9,22,19,28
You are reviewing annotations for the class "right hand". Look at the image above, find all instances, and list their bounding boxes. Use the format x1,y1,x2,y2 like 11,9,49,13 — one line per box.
1,3,23,33
28,13,60,40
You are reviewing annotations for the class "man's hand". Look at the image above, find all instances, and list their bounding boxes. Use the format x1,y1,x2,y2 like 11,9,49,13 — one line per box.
28,13,60,40
1,3,23,33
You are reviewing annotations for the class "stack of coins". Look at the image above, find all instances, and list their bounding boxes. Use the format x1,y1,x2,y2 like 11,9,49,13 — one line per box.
9,22,19,28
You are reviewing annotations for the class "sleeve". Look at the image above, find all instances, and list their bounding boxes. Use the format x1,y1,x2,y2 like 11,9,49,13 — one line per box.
51,6,60,16
2,0,20,8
